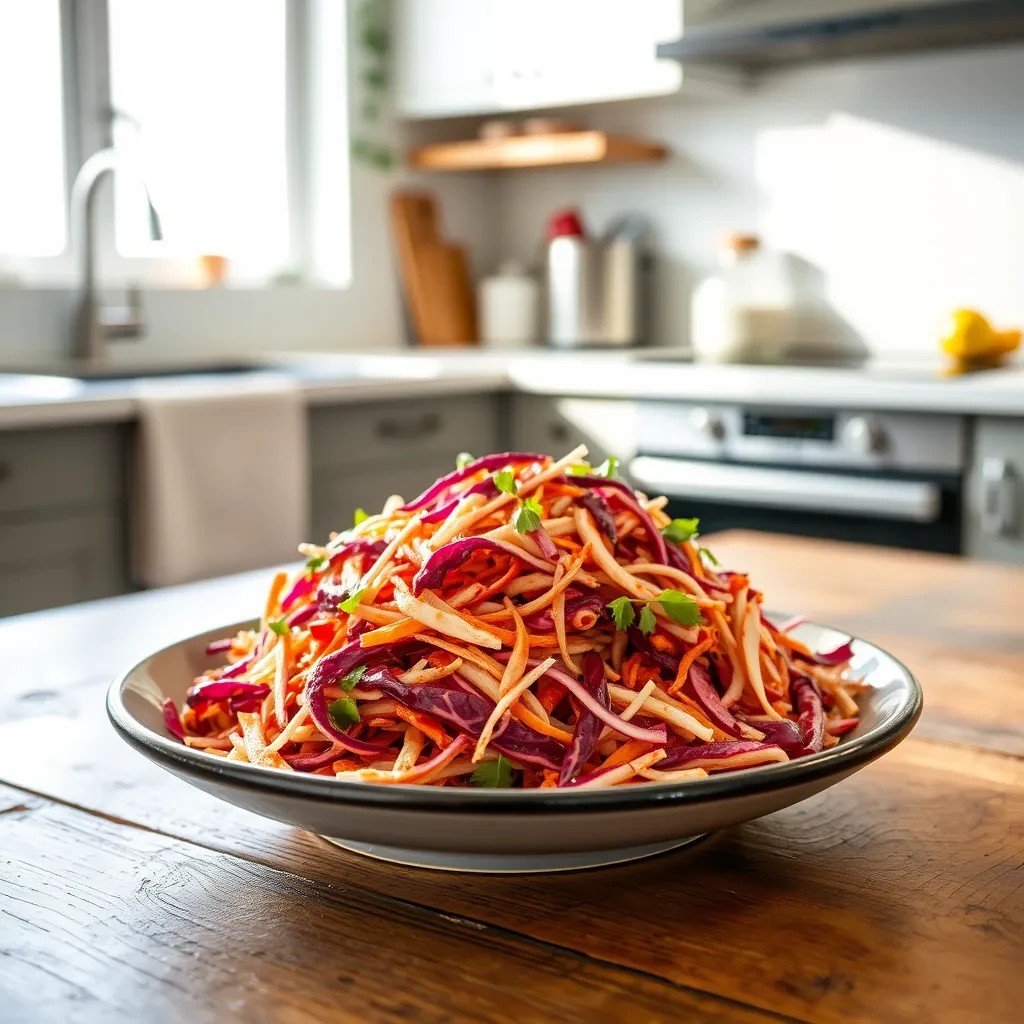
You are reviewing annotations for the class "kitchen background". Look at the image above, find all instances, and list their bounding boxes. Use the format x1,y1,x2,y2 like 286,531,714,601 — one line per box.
1,0,1023,618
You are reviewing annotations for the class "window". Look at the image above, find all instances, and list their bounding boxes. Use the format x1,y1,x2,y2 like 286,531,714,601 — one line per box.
0,0,67,257
0,0,349,287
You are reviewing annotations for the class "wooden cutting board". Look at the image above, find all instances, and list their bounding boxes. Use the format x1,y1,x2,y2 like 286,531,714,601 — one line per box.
389,190,478,346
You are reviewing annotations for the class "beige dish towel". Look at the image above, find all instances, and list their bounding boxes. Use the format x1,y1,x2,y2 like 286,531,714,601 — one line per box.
132,375,309,588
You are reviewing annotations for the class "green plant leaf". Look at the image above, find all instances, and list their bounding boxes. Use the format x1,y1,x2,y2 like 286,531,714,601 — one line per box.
492,468,518,496
607,596,636,631
304,554,329,574
657,589,703,627
328,697,360,729
267,619,289,636
512,496,542,533
661,517,700,544
638,604,657,636
470,754,513,788
456,451,475,470
339,587,367,614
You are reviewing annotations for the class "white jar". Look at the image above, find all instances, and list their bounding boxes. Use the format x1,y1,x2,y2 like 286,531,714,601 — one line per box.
479,261,539,348
691,234,805,364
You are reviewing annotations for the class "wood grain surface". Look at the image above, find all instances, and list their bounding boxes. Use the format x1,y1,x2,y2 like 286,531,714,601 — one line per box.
2,532,1022,1023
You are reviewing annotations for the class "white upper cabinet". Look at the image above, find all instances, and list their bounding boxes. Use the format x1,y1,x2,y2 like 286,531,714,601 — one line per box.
392,0,683,119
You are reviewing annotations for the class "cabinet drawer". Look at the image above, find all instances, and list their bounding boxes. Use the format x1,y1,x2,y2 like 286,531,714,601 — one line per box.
0,508,129,616
309,397,499,471
508,395,637,466
0,425,126,514
311,455,459,543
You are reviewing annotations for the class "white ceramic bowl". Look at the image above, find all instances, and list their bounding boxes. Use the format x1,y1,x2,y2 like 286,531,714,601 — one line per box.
107,618,921,873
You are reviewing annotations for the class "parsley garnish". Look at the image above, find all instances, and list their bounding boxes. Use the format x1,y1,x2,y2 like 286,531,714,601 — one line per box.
327,697,360,729
456,451,475,470
267,619,289,635
339,664,367,693
638,604,657,636
662,517,700,544
470,754,513,788
567,462,592,476
304,554,329,574
339,587,367,614
657,589,703,627
607,596,636,631
512,495,543,534
606,589,703,633
699,546,720,567
593,456,620,479
492,468,518,496
353,507,369,527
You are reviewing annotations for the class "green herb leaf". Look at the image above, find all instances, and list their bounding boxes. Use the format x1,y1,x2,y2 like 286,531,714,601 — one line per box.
661,517,700,544
607,595,636,631
456,451,475,470
657,589,703,627
512,496,542,534
327,697,360,729
353,507,369,527
304,554,329,574
593,456,620,479
567,462,592,476
267,619,289,636
339,664,367,693
470,754,513,788
638,603,657,636
492,468,518,496
698,545,720,567
338,587,367,615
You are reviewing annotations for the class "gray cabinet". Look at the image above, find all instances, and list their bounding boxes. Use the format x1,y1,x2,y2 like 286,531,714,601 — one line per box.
308,395,500,543
507,394,638,470
0,425,129,616
966,417,1024,563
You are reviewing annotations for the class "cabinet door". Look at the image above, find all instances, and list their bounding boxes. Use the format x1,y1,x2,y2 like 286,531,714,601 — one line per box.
391,0,499,118
0,510,128,617
508,395,637,470
965,418,1024,563
392,0,682,119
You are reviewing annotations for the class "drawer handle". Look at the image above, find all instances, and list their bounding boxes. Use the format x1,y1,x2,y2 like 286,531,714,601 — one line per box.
375,412,442,441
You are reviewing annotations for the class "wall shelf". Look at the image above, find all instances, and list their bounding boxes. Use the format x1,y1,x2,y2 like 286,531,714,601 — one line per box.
408,131,667,172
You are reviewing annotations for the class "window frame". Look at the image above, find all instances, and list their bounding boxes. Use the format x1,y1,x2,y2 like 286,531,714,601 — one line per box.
3,0,350,290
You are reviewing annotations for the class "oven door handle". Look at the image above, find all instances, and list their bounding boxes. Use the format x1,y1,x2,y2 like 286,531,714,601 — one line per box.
629,456,942,523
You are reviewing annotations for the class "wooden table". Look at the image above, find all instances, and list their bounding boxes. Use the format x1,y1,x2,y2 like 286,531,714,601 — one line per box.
2,532,1022,1023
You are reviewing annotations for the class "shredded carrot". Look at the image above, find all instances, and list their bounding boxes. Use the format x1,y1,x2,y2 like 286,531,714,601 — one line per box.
359,617,425,647
596,739,652,772
513,703,572,744
667,631,717,695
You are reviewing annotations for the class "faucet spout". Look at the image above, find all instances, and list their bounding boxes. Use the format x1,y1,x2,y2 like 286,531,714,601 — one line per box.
69,147,161,362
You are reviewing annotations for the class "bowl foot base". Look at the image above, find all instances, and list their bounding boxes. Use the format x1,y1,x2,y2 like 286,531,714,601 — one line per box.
318,834,708,873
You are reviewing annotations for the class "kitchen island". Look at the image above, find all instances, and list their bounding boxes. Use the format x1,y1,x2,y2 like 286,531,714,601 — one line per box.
1,532,1021,1023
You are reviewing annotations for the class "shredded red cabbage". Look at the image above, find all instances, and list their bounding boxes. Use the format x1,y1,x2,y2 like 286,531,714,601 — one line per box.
532,526,559,560
659,740,784,770
186,679,270,708
205,637,233,655
568,476,668,564
581,491,617,545
401,452,547,512
281,573,315,611
161,697,184,741
685,662,743,737
316,539,387,612
304,639,421,755
421,478,498,524
792,675,825,753
558,651,609,785
523,590,605,632
411,536,552,595
283,745,346,771
361,665,565,769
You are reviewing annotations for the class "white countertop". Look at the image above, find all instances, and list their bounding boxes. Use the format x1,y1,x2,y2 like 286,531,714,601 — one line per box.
1,348,1023,430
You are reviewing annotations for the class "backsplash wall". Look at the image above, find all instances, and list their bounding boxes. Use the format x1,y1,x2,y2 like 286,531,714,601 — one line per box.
492,43,1024,357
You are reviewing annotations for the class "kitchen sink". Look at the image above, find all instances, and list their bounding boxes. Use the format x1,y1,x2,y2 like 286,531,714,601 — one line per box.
0,360,274,383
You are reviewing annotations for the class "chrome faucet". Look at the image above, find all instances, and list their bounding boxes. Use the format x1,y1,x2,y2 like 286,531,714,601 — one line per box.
69,147,163,362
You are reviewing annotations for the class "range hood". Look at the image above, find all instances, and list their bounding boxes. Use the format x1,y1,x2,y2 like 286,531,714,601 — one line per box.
656,0,1024,69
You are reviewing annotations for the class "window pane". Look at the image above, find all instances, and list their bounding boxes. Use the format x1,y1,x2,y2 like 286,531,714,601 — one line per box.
108,0,289,273
0,0,66,256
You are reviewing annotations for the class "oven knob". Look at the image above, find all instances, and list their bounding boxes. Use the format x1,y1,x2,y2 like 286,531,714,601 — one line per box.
689,406,726,441
842,416,886,454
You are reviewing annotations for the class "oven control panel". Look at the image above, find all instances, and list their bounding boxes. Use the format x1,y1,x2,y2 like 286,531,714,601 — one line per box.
638,403,964,473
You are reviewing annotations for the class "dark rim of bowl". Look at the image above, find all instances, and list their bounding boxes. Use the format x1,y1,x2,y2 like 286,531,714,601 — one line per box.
107,620,923,816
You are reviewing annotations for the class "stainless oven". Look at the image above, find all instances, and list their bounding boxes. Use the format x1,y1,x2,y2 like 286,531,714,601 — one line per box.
630,403,965,553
